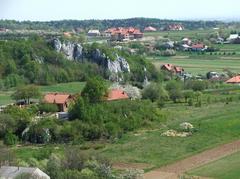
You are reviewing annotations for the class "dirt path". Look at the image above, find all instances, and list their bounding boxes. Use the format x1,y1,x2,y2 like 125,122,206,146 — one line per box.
112,162,152,170
144,140,240,179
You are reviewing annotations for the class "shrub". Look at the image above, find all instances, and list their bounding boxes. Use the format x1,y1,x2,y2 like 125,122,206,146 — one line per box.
142,83,168,102
188,98,193,106
39,103,59,113
185,80,208,91
4,132,18,145
195,100,202,107
161,49,176,56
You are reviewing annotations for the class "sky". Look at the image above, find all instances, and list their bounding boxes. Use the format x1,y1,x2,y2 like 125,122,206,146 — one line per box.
1,0,240,21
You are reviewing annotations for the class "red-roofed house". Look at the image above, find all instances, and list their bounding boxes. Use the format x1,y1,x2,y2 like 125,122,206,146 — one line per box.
161,64,184,75
43,93,73,112
191,43,207,51
226,75,240,84
106,89,129,101
106,27,143,41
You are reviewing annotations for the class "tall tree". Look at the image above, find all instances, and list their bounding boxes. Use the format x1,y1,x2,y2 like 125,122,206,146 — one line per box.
81,77,108,103
11,85,41,104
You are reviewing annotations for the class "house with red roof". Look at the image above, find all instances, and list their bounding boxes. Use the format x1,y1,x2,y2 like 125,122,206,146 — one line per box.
105,27,143,41
106,89,129,101
43,93,73,112
226,75,240,84
161,64,184,75
190,43,207,51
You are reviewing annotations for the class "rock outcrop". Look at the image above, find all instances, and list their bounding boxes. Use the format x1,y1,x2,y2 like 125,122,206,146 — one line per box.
51,38,130,76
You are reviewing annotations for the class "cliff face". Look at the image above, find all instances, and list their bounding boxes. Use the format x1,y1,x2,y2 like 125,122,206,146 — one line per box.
51,38,130,75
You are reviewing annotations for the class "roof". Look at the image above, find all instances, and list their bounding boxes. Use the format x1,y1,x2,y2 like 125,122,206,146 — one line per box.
182,44,190,48
0,166,50,179
162,64,174,71
88,29,100,34
105,27,143,36
161,64,184,73
144,26,157,32
107,89,129,101
191,44,205,49
44,93,72,104
182,38,190,41
228,34,239,40
63,32,72,37
175,66,184,73
226,75,240,84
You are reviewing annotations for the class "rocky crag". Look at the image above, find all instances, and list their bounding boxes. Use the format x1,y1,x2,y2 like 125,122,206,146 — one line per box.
51,39,130,79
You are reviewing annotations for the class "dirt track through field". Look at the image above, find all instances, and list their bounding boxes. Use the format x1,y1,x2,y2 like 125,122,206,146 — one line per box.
144,140,240,179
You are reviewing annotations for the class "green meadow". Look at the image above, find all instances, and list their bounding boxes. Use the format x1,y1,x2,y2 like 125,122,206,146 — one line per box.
189,151,240,179
0,82,86,106
152,56,240,74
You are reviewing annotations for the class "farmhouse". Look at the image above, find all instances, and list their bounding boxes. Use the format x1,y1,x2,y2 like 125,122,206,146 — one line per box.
190,43,207,51
0,28,9,32
43,93,72,112
227,34,239,42
0,166,50,179
63,32,72,37
161,64,184,75
226,75,240,84
106,89,129,101
144,26,157,32
105,27,143,41
87,29,101,37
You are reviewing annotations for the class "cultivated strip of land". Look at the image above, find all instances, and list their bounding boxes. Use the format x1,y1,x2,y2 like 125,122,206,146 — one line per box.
144,140,240,178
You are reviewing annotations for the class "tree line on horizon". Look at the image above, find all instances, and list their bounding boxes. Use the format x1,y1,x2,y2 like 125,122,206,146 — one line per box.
0,18,234,31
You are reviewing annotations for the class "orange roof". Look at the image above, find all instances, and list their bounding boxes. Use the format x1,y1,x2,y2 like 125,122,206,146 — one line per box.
44,93,72,104
107,89,129,101
175,66,184,73
191,44,205,49
226,75,240,84
105,27,142,36
161,64,184,73
63,32,72,37
162,64,174,71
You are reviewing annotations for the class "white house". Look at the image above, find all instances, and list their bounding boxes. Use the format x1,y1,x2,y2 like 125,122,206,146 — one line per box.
227,34,239,42
87,29,101,37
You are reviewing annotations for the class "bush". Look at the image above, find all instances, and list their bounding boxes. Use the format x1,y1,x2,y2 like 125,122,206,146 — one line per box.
161,49,176,56
185,80,208,91
39,103,59,113
188,98,193,106
4,132,18,145
166,81,183,103
142,83,168,102
195,100,202,107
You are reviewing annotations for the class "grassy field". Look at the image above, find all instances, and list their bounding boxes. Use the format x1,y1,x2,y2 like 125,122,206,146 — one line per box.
0,82,86,106
39,82,86,94
99,101,240,168
9,91,240,172
188,151,240,179
144,29,216,40
0,92,14,105
144,29,240,41
151,56,240,74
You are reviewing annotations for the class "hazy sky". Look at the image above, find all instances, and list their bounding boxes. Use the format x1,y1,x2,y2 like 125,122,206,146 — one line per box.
1,0,240,21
